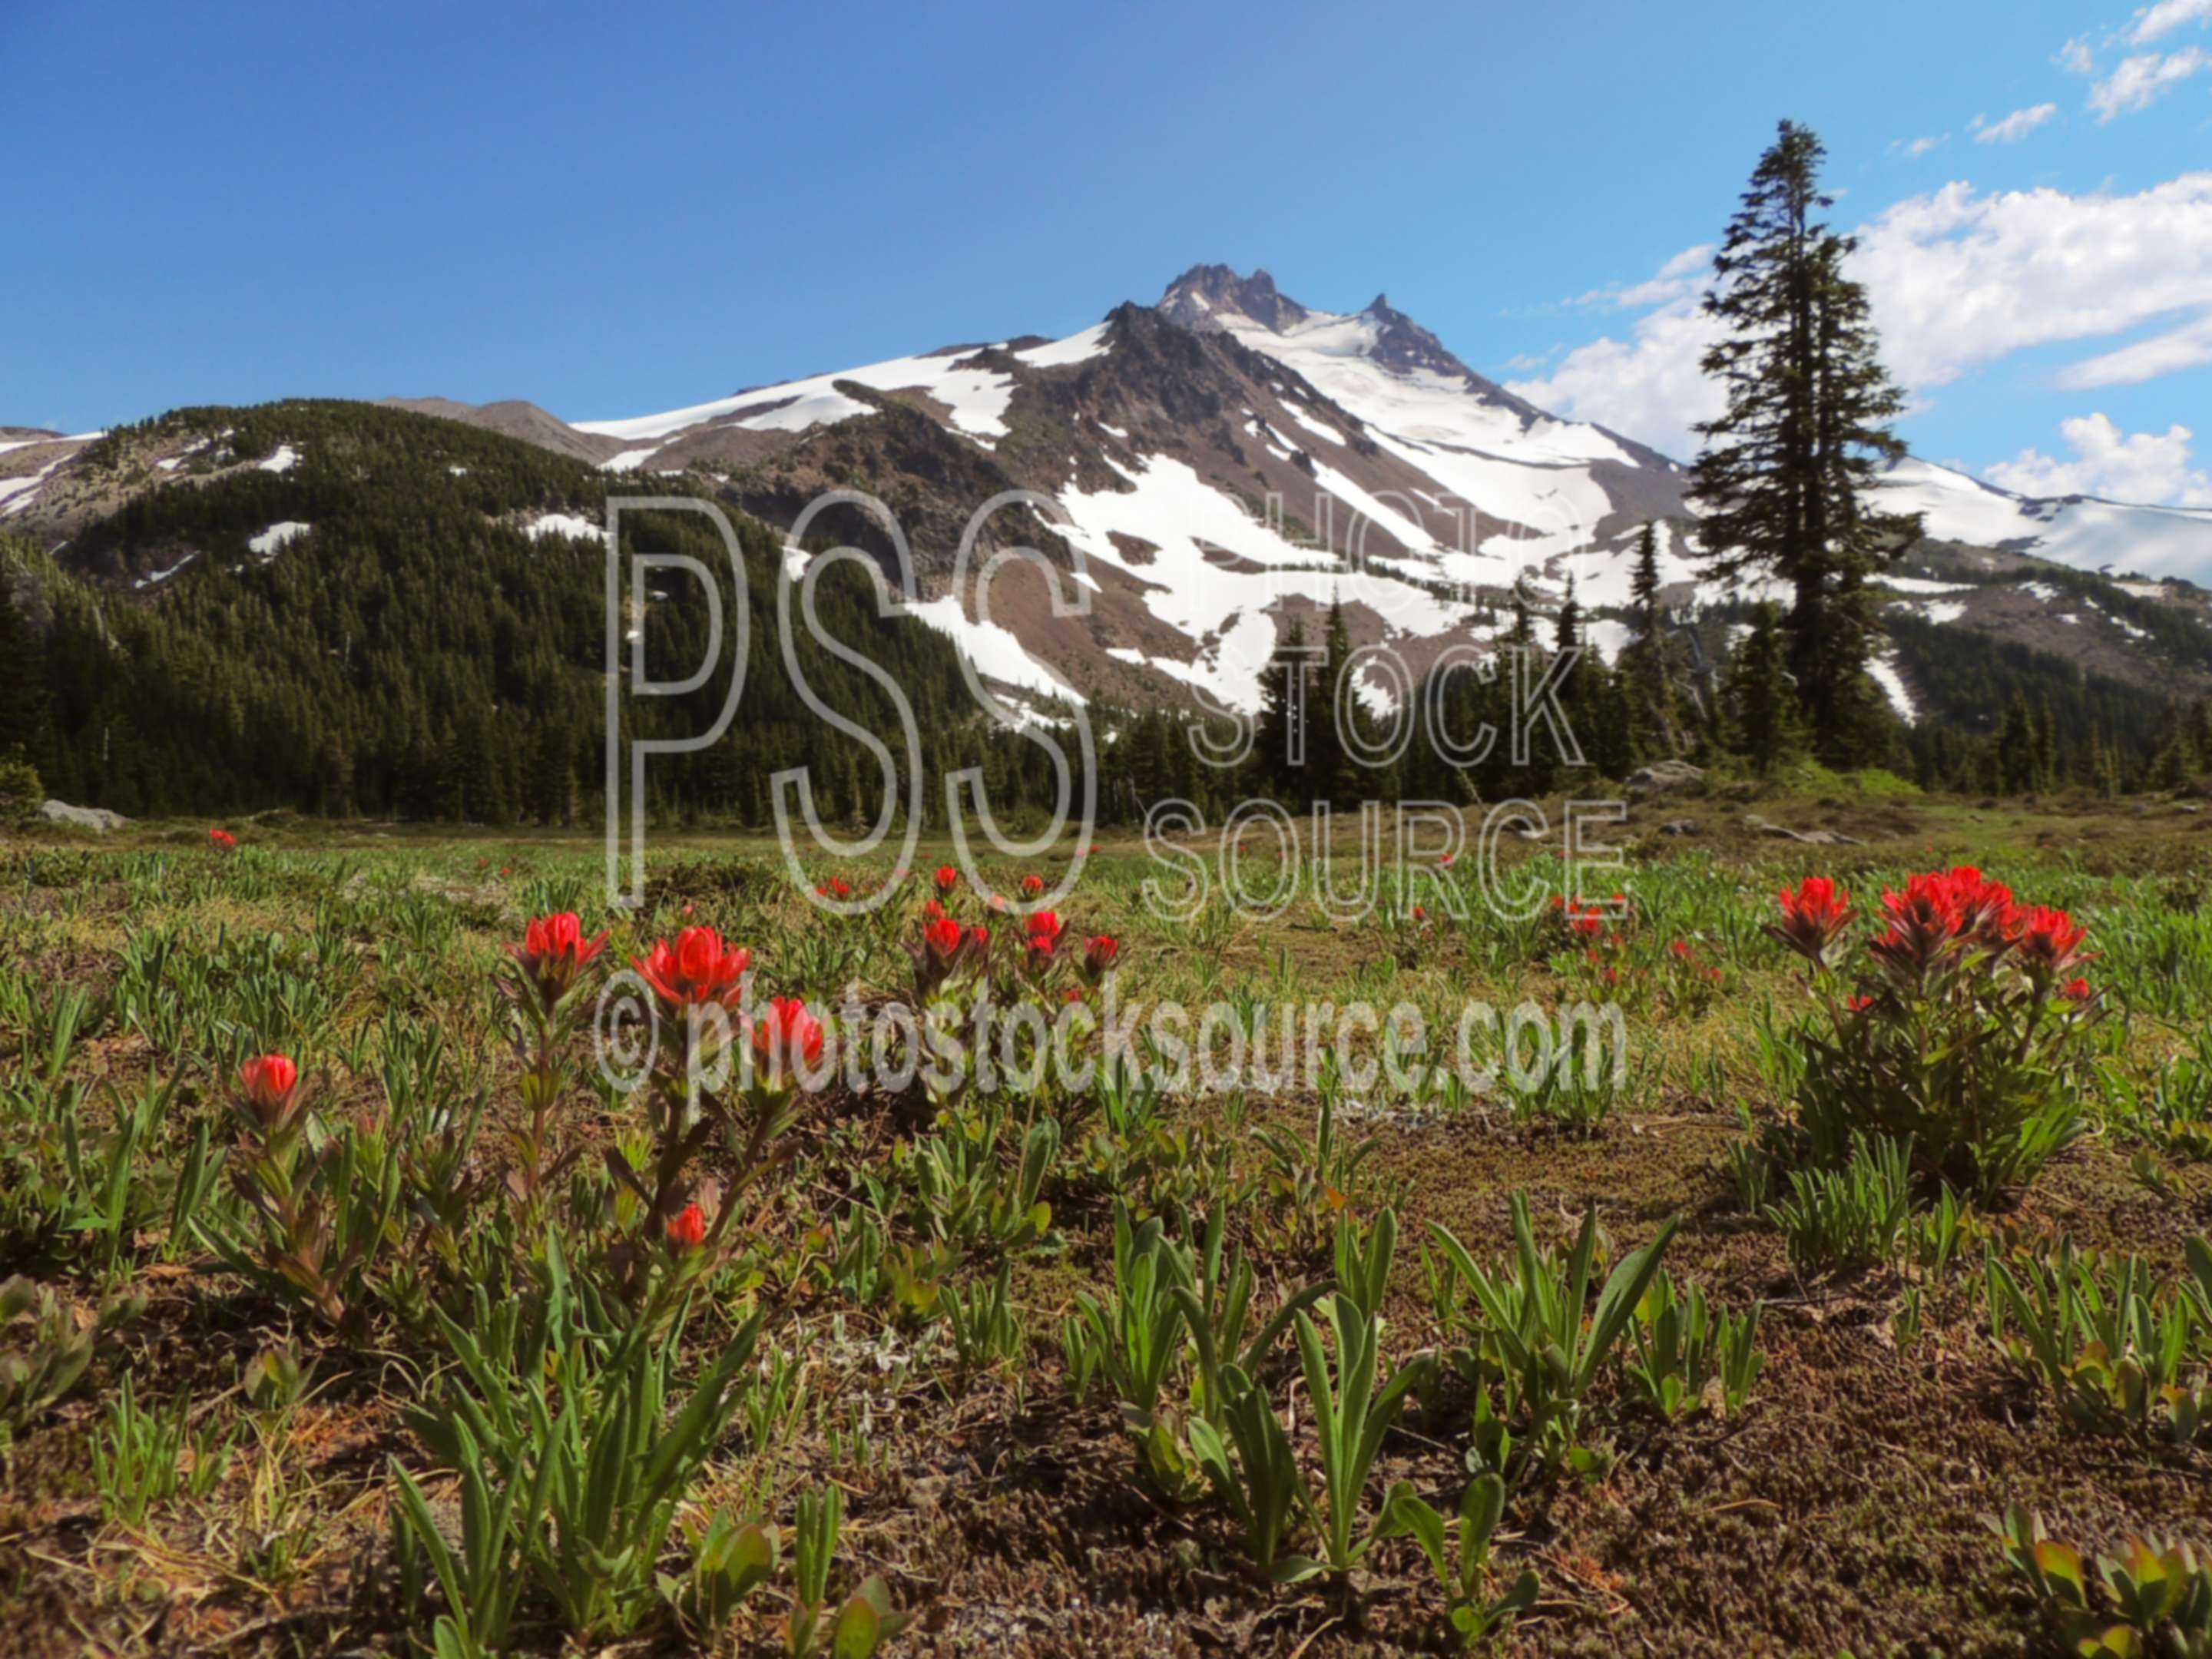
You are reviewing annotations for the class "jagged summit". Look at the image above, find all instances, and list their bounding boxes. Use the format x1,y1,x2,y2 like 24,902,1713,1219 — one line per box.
1156,264,1309,333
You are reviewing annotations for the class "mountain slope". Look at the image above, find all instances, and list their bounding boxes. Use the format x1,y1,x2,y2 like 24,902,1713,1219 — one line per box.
560,268,1707,715
0,402,1029,823
12,265,2212,747
554,264,2212,724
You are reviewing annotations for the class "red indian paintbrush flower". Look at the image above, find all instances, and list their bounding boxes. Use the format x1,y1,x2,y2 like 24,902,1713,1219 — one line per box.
2060,975,2093,1003
209,827,237,852
509,911,608,1007
234,1052,310,1136
1866,866,2022,983
665,1200,707,1251
752,995,826,1072
1021,873,1045,898
911,916,991,997
1022,909,1065,975
935,866,959,895
633,926,752,1011
1082,934,1119,982
2015,905,2089,974
240,1053,297,1112
1770,876,1855,968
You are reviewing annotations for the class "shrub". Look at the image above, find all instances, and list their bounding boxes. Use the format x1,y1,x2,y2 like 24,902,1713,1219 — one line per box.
0,749,39,821
1767,868,2097,1200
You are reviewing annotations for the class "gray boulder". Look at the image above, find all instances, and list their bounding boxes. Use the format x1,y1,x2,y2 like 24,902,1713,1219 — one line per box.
40,800,129,833
1627,760,1704,796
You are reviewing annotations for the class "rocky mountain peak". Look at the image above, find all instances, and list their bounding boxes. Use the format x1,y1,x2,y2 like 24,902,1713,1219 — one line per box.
1157,263,1309,333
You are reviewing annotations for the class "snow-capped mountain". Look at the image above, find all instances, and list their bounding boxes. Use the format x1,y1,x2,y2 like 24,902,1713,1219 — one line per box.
538,263,2212,719
1883,455,2212,583
543,267,1709,717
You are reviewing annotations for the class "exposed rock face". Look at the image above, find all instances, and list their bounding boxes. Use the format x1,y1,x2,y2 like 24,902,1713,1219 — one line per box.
1156,264,1310,333
376,398,630,465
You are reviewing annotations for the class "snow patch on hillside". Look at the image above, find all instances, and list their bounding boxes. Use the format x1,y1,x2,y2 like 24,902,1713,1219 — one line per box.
1051,451,1481,713
248,522,310,557
1015,323,1111,368
578,320,1119,447
1883,457,2212,584
906,595,1083,705
135,553,197,589
1868,653,1918,724
525,512,604,543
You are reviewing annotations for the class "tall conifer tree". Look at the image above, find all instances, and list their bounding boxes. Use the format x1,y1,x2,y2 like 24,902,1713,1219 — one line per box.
1692,121,1919,763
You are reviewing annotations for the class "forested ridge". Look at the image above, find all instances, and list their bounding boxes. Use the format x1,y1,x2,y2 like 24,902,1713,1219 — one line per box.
1,401,1070,826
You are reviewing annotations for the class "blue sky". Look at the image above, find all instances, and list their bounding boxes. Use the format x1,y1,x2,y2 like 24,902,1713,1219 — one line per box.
4,1,2209,499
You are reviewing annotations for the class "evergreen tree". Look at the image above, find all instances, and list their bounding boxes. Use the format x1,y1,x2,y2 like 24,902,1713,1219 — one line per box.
1250,615,1315,803
1729,603,1799,776
1691,121,1919,763
0,579,52,776
1620,520,1682,754
1313,598,1355,806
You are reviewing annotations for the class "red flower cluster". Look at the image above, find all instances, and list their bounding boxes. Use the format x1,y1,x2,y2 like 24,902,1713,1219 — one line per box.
751,995,826,1073
2015,904,2090,975
634,926,752,1012
1778,864,2096,1001
1021,873,1046,898
1662,936,1727,996
1770,876,1855,967
1864,866,2094,988
234,1052,310,1136
508,911,608,1007
935,865,960,896
813,876,853,902
240,1053,298,1114
1024,909,1065,975
1553,892,1628,942
1082,934,1118,983
665,1200,707,1252
911,912,992,997
209,827,238,852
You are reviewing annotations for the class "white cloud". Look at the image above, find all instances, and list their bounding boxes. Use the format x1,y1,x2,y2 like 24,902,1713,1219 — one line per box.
1505,280,1724,460
2089,46,2210,118
1571,243,1714,310
1986,412,2212,505
1973,103,2058,143
1507,174,2212,460
2131,0,2212,44
2059,309,2212,387
1890,134,1949,157
1850,173,2212,389
2057,35,2095,73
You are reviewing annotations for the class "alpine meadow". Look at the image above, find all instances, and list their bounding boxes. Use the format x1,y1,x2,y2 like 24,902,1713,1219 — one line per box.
8,6,2212,1656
